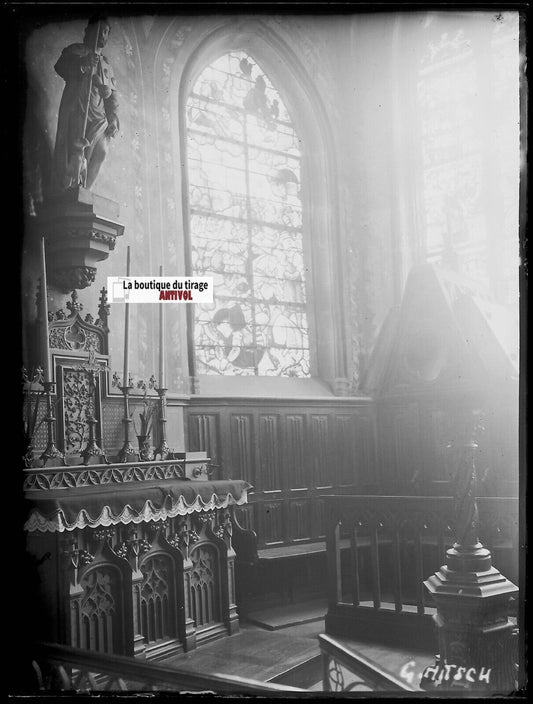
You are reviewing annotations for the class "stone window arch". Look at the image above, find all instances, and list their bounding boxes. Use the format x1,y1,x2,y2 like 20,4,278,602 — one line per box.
175,22,350,395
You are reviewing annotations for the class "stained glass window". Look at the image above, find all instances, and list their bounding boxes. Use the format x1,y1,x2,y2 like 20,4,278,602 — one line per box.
416,13,520,308
186,51,310,377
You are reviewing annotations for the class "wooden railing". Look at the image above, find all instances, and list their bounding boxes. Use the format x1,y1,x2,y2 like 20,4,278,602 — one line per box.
319,634,417,692
324,495,519,648
27,642,305,694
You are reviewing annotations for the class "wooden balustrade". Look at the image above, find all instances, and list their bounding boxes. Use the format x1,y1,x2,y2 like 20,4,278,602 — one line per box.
27,642,304,694
324,495,518,649
319,634,416,692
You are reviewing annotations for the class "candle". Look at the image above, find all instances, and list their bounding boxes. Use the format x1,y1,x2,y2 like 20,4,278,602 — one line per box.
123,246,131,387
40,237,51,382
159,264,165,388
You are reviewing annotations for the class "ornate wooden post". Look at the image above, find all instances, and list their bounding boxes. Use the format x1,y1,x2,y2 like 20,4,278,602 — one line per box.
116,527,148,658
168,517,198,652
424,415,518,692
215,508,240,636
154,386,172,460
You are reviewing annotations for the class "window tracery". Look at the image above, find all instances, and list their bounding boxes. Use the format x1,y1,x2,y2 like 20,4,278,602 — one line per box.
186,51,310,377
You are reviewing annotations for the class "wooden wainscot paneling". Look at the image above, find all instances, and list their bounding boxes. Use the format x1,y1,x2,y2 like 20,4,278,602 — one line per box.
484,403,519,496
258,414,281,491
187,414,220,476
285,414,307,489
229,414,254,484
310,414,331,488
184,400,378,556
258,501,284,547
353,412,376,489
313,498,326,539
375,404,396,491
392,402,421,492
335,414,357,486
420,405,456,494
288,498,312,542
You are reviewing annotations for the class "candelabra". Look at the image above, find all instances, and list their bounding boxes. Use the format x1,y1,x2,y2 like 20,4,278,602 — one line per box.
154,386,173,460
40,381,66,466
118,382,140,463
77,351,110,466
423,410,518,692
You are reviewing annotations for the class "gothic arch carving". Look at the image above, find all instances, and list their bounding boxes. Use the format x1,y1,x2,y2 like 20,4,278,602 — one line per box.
188,540,222,630
72,540,133,656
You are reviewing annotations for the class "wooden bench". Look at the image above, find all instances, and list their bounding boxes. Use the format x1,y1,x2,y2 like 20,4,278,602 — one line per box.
257,540,349,561
231,518,396,613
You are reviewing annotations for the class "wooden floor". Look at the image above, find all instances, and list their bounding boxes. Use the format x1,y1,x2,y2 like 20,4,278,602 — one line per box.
162,605,434,691
245,597,327,630
164,621,321,684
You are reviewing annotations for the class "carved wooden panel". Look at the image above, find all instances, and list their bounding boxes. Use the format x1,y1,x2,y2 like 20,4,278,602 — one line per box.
311,415,331,487
336,415,356,486
259,501,284,546
188,414,219,466
102,399,124,452
62,369,92,454
139,554,176,643
189,544,221,629
77,566,123,654
289,499,311,541
49,322,103,354
32,404,49,452
285,415,306,488
258,415,281,491
229,414,254,483
53,364,106,457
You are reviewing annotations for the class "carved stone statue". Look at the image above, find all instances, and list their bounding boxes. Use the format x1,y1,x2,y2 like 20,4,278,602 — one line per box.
52,17,119,192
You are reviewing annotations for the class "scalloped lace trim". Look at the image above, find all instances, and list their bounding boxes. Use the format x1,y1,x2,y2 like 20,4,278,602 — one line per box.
24,490,248,533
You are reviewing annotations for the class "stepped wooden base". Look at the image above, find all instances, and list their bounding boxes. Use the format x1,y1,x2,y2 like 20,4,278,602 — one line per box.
424,561,518,692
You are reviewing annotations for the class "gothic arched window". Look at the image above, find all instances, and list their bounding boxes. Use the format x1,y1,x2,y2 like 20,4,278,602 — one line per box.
185,51,310,378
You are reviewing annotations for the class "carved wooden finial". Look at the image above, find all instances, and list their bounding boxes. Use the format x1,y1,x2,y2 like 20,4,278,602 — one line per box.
66,290,83,316
97,286,110,328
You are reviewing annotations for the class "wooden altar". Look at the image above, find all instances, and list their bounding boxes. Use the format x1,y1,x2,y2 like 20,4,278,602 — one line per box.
24,460,248,660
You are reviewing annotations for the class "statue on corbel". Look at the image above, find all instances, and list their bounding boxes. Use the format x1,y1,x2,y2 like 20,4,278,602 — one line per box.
52,16,120,193
34,16,124,294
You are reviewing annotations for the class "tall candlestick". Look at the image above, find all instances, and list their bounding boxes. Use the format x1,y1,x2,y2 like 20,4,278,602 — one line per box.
123,246,131,387
159,264,166,389
40,237,52,383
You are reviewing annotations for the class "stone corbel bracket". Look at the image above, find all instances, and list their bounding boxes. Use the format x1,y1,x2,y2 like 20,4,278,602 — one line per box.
35,187,124,292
